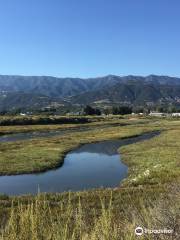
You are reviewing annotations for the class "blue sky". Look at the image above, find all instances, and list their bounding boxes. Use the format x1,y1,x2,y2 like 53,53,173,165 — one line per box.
0,0,180,78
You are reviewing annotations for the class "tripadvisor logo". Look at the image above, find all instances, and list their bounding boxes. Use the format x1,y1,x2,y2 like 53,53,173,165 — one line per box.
135,226,173,236
135,227,143,236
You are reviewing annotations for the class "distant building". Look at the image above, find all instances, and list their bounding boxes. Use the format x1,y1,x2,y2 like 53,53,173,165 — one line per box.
172,113,180,117
66,111,83,116
149,112,165,117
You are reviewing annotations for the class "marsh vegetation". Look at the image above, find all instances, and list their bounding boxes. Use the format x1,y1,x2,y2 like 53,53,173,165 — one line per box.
0,115,179,239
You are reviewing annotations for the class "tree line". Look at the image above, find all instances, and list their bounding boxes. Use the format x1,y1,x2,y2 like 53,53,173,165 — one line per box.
83,105,132,115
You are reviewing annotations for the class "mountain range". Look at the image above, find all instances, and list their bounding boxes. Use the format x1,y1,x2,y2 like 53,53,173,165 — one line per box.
0,74,180,111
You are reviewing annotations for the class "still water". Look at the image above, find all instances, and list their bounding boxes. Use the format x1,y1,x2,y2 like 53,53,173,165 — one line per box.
0,132,159,196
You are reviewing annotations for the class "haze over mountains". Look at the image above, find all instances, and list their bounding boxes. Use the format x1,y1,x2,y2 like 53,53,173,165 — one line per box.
0,74,180,111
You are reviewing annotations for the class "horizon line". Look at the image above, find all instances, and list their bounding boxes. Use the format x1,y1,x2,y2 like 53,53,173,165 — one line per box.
0,73,180,79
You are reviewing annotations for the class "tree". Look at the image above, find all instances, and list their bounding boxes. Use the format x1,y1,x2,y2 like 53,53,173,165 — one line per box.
83,105,101,115
112,106,132,115
104,108,111,115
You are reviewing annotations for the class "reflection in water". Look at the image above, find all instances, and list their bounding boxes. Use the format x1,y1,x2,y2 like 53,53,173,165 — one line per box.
76,132,159,155
0,132,159,196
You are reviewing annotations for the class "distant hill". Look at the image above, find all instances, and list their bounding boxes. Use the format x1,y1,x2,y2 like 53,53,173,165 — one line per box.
0,74,180,111
0,74,180,97
0,75,122,98
0,92,64,112
71,81,180,105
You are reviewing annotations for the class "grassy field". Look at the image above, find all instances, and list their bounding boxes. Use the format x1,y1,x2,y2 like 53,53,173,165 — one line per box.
120,128,180,186
0,115,150,135
1,184,179,240
0,116,156,175
0,116,179,239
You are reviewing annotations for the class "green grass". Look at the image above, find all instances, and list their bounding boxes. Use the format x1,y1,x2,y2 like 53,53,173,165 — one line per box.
120,128,180,186
0,117,161,175
0,115,150,135
0,117,179,177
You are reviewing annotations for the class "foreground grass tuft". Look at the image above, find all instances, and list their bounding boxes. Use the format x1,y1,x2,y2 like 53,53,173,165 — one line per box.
1,184,179,239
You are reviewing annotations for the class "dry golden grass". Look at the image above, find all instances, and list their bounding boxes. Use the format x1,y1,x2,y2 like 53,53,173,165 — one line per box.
1,184,179,239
